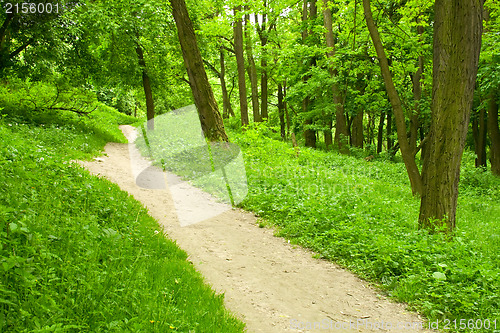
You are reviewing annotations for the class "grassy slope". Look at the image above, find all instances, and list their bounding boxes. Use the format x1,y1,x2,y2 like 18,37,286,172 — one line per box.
228,123,500,325
0,107,245,332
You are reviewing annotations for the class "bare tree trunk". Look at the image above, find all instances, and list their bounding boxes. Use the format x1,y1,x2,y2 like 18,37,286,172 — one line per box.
489,94,500,176
135,42,155,130
170,0,228,141
324,0,349,154
233,6,249,127
244,12,261,123
363,0,422,195
418,0,483,232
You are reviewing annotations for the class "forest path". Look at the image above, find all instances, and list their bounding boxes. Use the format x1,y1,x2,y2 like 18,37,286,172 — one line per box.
80,125,429,333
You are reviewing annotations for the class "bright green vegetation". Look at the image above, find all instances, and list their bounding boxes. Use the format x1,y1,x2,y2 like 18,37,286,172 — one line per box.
0,107,245,332
229,123,500,324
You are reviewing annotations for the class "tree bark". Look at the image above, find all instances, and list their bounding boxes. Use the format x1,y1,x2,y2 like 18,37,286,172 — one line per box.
323,0,349,154
170,0,228,141
418,0,483,232
135,42,155,130
363,0,422,195
244,12,261,123
489,94,500,176
233,6,249,127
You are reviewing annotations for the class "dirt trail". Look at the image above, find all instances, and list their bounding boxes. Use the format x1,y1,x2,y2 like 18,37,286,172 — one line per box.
80,125,430,333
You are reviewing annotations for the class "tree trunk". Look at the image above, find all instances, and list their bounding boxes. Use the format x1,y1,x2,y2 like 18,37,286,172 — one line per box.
351,111,364,148
377,111,385,153
489,94,500,176
233,6,249,127
386,109,394,153
410,30,424,155
258,9,269,120
244,13,261,123
170,0,228,141
284,81,291,136
323,0,349,154
219,49,234,119
324,115,333,148
135,43,155,130
302,0,317,148
363,0,423,195
418,0,483,232
472,108,487,168
278,82,286,140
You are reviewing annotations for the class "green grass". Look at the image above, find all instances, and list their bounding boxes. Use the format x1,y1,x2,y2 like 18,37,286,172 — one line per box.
228,123,500,328
0,106,245,332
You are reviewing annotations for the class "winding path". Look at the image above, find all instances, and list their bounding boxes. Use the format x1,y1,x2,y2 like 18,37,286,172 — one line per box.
80,125,429,333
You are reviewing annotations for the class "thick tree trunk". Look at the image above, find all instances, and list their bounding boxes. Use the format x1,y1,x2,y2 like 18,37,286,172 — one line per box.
472,108,487,168
418,0,483,232
219,49,234,119
135,43,155,130
363,0,423,195
170,0,228,141
489,95,500,176
323,0,349,154
233,6,249,127
244,13,261,123
278,82,286,140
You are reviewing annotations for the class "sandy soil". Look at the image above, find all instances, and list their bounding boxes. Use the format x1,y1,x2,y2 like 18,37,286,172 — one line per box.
79,125,431,333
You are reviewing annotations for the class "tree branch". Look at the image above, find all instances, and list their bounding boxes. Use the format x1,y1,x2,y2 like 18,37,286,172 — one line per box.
203,59,221,78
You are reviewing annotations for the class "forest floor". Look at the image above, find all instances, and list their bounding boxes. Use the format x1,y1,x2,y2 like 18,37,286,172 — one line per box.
80,125,430,333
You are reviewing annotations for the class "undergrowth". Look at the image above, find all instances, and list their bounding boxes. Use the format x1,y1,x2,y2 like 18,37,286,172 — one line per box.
228,122,500,330
0,104,245,332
